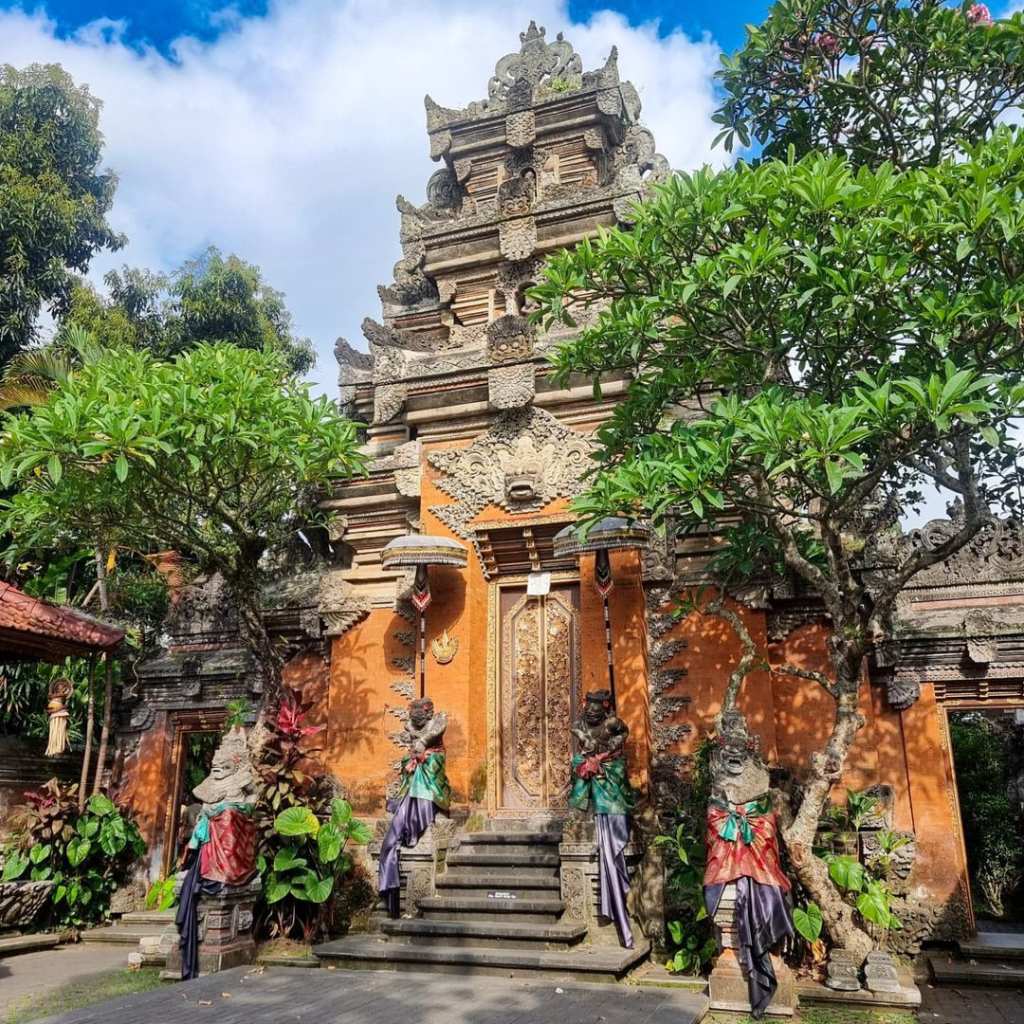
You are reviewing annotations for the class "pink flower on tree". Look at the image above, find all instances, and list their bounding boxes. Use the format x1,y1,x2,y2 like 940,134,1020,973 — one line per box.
815,32,841,57
966,4,993,27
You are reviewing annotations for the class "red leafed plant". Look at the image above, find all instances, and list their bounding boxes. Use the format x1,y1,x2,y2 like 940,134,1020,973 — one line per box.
274,691,325,742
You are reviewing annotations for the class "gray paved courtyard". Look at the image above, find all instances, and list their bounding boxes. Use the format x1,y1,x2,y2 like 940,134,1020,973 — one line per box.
29,965,708,1024
918,981,1024,1024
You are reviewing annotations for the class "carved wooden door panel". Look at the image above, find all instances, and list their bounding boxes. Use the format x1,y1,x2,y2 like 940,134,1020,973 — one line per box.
499,584,580,811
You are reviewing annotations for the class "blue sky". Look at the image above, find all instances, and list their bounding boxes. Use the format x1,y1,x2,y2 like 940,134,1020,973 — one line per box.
3,1,771,57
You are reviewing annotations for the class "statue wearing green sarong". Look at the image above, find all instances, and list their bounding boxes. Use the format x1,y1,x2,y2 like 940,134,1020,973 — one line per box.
568,690,636,948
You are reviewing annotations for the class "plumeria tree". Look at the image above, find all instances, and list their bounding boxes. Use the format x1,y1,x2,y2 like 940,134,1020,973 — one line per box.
714,0,1024,168
532,2,1024,955
0,343,364,696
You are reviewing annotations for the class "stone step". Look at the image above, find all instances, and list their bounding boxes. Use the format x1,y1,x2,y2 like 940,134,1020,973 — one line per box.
417,895,564,923
119,910,176,926
446,850,560,873
82,923,166,944
0,932,61,958
929,954,1024,987
315,935,651,982
959,932,1024,961
381,917,587,950
459,831,561,846
435,872,561,897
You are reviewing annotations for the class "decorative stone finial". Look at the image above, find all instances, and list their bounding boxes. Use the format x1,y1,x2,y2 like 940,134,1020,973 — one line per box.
488,23,583,102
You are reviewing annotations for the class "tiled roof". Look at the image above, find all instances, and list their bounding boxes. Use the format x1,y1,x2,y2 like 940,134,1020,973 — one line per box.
0,581,124,662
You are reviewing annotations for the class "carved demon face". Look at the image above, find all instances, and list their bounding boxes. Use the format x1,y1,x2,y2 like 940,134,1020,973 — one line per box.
715,738,750,777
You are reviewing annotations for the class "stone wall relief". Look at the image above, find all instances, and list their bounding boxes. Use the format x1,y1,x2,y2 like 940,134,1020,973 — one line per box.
427,407,594,543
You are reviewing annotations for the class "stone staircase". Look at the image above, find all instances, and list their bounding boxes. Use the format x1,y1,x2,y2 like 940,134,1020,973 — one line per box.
928,930,1024,988
316,824,650,982
82,909,176,966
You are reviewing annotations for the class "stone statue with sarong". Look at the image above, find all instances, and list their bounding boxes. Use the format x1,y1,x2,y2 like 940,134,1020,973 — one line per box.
378,697,451,917
174,726,260,979
704,711,793,1018
568,689,635,948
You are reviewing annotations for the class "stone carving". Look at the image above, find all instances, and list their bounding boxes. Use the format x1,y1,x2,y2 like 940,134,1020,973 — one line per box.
425,167,462,211
506,110,536,148
488,363,536,410
486,314,534,364
378,245,438,307
864,951,902,993
428,407,594,539
0,880,54,929
499,216,537,261
334,337,373,413
878,506,1024,587
826,947,863,992
886,674,921,712
488,22,583,103
374,383,407,425
560,865,589,922
318,571,371,638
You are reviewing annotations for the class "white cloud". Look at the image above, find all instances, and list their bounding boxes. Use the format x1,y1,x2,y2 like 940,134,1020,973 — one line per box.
0,1,725,393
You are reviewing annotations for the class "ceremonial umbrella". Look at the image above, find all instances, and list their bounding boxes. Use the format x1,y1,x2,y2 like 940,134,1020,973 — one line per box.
381,534,468,698
553,517,651,706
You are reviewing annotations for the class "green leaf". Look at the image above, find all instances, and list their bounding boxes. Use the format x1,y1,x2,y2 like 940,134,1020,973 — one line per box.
66,837,91,868
828,855,865,892
29,843,51,865
317,822,343,864
301,874,334,904
47,455,62,484
956,237,974,262
347,820,373,846
329,799,353,828
274,806,320,837
87,794,116,817
2,852,29,882
273,847,307,873
792,902,823,943
114,454,129,482
265,879,290,904
77,817,99,838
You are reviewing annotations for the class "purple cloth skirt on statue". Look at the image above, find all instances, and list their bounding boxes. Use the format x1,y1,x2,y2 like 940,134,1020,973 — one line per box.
596,812,633,948
377,795,436,918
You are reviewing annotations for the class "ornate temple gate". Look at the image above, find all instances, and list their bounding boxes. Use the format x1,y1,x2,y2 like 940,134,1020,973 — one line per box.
496,582,581,812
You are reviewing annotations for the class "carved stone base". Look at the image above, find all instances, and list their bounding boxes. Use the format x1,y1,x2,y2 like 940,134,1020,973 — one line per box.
864,950,902,993
366,815,456,926
165,877,260,977
709,948,796,1017
825,947,864,991
558,830,641,947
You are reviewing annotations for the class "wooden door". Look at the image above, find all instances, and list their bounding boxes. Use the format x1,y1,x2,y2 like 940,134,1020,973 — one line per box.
498,584,580,811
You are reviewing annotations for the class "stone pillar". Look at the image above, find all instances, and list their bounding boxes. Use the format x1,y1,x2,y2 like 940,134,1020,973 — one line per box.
165,876,261,977
708,883,795,1017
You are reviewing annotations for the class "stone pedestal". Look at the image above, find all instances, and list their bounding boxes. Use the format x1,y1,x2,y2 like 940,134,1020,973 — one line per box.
825,947,864,991
367,815,456,925
864,950,902,993
165,876,261,977
709,882,795,1017
558,819,641,947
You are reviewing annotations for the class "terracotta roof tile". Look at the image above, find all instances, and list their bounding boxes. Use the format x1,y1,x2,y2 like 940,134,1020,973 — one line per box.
0,581,124,661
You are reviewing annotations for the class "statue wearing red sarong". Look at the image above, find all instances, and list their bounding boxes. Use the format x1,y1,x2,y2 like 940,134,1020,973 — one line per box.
176,727,260,979
704,713,793,1019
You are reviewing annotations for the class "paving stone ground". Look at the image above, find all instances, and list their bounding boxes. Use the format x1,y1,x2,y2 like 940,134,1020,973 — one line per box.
26,964,708,1024
918,981,1024,1024
0,944,129,1016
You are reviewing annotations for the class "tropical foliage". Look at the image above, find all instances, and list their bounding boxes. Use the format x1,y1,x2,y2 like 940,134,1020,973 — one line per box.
532,1,1024,956
253,690,372,941
66,248,315,374
0,64,122,362
1,781,145,930
0,342,364,694
950,712,1024,918
714,1,1024,168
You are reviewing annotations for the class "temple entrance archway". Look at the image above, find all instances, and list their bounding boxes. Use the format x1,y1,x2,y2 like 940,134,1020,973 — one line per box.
494,581,580,813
